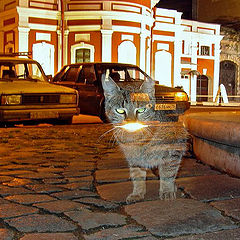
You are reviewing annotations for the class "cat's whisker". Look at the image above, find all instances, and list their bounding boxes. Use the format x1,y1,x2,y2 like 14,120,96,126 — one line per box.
98,127,116,141
109,129,119,146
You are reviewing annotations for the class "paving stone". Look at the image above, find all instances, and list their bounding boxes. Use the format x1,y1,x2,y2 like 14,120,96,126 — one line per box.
0,186,33,196
96,169,130,183
65,209,126,231
97,180,160,203
25,184,64,194
0,176,14,183
96,168,157,184
0,170,35,176
19,233,79,240
33,200,90,213
66,175,93,183
37,167,65,174
51,190,98,200
18,172,61,179
177,175,240,201
178,158,220,178
0,228,15,240
0,197,9,204
97,152,128,170
124,199,237,238
210,198,240,221
3,178,33,187
62,170,92,178
84,224,154,240
0,203,38,219
5,214,77,232
75,197,119,209
5,194,56,204
43,178,69,185
66,162,96,171
60,181,93,190
168,228,240,240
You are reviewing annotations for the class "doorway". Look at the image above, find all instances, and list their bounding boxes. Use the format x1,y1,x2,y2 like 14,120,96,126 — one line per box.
33,42,54,76
197,75,208,102
220,60,237,97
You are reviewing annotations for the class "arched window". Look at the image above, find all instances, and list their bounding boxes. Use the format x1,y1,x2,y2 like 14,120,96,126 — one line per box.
71,43,94,64
33,42,54,76
155,50,171,86
220,60,237,96
118,41,136,65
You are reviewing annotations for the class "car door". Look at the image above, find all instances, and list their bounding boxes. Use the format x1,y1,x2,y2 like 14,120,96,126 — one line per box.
53,65,79,90
75,64,102,116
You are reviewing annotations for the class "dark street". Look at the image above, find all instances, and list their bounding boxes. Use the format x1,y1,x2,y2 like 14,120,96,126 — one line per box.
0,119,240,240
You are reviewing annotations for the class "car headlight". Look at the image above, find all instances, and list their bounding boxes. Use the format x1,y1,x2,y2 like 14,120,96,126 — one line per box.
174,92,188,101
1,95,22,105
60,94,77,104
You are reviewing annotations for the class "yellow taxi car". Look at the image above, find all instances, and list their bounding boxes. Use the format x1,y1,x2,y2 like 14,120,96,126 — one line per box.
0,53,79,125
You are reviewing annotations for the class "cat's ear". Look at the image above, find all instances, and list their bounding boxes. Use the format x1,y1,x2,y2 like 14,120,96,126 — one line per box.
140,79,155,98
101,73,121,98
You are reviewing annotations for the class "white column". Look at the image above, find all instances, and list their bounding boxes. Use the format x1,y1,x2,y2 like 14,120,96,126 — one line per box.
57,30,62,71
174,39,182,87
140,32,147,71
18,27,30,52
173,15,182,88
190,41,198,103
146,38,151,75
213,44,221,100
101,29,113,62
63,29,69,66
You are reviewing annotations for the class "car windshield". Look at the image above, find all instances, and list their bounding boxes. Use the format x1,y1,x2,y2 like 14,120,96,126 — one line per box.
0,62,46,82
96,65,152,82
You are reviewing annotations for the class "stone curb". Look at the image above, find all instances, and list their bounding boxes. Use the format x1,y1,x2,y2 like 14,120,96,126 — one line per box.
183,112,240,177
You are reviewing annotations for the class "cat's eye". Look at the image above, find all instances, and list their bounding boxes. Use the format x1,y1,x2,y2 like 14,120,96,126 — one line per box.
137,108,146,113
116,108,125,114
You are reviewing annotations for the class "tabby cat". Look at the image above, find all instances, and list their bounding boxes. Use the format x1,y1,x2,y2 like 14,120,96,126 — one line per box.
101,74,187,203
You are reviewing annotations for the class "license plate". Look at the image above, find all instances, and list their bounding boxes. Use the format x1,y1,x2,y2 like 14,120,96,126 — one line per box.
155,103,176,111
30,111,59,119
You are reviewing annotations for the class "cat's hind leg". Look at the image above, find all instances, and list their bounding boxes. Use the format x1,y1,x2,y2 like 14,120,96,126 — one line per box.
158,153,182,200
126,167,146,204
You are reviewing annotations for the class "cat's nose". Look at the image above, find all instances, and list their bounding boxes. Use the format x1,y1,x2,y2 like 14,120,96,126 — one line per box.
124,118,136,123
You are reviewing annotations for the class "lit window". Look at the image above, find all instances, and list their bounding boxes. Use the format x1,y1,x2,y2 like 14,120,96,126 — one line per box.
75,49,90,63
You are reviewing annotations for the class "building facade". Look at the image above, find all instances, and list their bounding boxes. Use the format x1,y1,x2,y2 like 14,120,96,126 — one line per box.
0,0,223,103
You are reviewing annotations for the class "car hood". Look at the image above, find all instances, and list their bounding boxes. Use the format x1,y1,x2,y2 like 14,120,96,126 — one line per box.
115,81,183,94
0,81,77,94
155,84,182,93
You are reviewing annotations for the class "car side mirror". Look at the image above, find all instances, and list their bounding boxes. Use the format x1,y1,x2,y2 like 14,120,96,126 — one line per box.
46,75,53,82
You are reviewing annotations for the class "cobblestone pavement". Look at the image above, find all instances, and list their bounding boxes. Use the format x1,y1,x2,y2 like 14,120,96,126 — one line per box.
0,123,240,240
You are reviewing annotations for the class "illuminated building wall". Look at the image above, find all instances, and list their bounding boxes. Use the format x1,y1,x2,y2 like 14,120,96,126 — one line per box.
0,0,222,102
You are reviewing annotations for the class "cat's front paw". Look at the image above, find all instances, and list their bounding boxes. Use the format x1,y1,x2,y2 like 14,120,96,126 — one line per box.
126,193,144,204
159,181,177,200
159,191,176,200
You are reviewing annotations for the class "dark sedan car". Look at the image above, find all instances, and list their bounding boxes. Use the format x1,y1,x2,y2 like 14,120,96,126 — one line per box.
52,63,190,122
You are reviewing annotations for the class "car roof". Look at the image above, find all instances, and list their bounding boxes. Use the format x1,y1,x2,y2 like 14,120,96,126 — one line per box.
64,62,140,68
0,56,37,63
